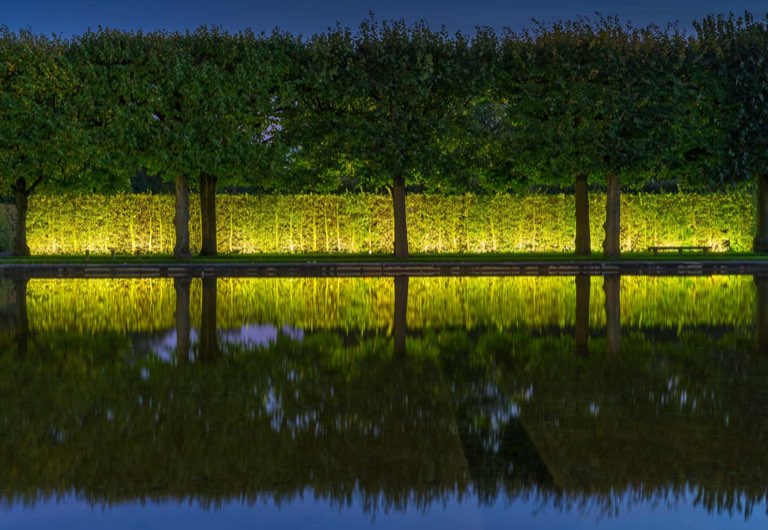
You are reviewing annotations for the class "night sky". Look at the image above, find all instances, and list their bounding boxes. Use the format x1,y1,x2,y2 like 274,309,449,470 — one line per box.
2,0,767,38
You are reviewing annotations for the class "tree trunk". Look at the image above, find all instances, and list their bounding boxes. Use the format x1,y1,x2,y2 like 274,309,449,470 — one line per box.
754,174,768,253
199,173,218,256
13,279,28,358
604,275,621,355
173,175,191,260
574,275,590,356
603,172,620,258
393,175,409,259
174,277,191,363
199,276,220,361
394,275,409,358
756,275,768,354
12,178,30,257
575,174,591,255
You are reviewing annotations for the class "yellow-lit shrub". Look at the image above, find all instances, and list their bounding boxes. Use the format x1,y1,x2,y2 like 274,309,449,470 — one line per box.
5,191,755,255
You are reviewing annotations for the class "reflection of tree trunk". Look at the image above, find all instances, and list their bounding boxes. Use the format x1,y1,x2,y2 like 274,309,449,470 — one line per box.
574,174,591,256
756,276,768,354
603,172,620,257
604,275,621,355
14,279,28,358
13,178,31,257
199,277,220,361
755,174,768,253
174,277,191,363
393,175,409,258
199,173,218,256
574,275,590,356
394,275,409,358
173,175,192,260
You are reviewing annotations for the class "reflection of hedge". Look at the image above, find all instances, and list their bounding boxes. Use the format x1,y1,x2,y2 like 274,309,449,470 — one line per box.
10,191,754,254
19,276,755,334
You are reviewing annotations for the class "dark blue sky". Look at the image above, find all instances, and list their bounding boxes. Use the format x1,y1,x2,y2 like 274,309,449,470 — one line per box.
3,0,767,37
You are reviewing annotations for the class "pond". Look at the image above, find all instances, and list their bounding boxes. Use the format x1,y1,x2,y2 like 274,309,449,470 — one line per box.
0,275,767,529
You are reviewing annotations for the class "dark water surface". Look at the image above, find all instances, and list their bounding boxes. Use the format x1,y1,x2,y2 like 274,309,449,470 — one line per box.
1,275,768,529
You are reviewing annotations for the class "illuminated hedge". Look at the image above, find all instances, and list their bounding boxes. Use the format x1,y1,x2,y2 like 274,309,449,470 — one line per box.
17,276,755,334
9,191,754,255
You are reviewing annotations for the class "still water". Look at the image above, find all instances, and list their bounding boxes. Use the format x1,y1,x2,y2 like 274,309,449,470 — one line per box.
0,275,767,529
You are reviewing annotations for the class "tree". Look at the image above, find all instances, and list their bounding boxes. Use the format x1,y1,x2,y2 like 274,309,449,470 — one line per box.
0,29,81,256
341,19,474,258
499,19,686,257
75,29,293,259
279,26,357,194
695,13,768,252
69,29,180,253
593,22,691,257
177,28,294,256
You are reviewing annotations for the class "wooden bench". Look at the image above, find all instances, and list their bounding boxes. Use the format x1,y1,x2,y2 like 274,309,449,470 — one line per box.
648,245,711,255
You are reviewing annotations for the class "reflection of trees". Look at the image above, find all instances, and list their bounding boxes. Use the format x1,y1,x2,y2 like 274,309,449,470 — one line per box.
0,332,470,512
394,276,408,357
756,275,768,354
574,275,590,356
13,279,29,358
198,277,220,361
490,330,768,517
0,279,30,357
603,275,621,355
0,279,26,356
174,277,191,363
2,278,768,518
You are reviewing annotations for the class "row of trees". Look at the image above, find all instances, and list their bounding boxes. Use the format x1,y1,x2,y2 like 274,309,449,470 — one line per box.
1,13,767,258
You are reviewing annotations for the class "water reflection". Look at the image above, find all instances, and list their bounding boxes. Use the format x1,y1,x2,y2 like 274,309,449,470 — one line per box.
574,275,590,357
394,275,408,358
0,275,767,523
756,276,768,355
603,275,621,355
199,277,220,361
174,277,191,363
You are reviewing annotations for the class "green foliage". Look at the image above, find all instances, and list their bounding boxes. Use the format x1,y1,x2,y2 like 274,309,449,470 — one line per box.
280,26,357,191
69,28,295,188
0,28,83,194
495,18,688,187
9,191,752,255
288,18,478,190
694,13,768,181
0,204,12,251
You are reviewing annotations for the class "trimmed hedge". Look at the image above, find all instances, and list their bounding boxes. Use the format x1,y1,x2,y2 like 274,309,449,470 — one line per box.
0,191,754,255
